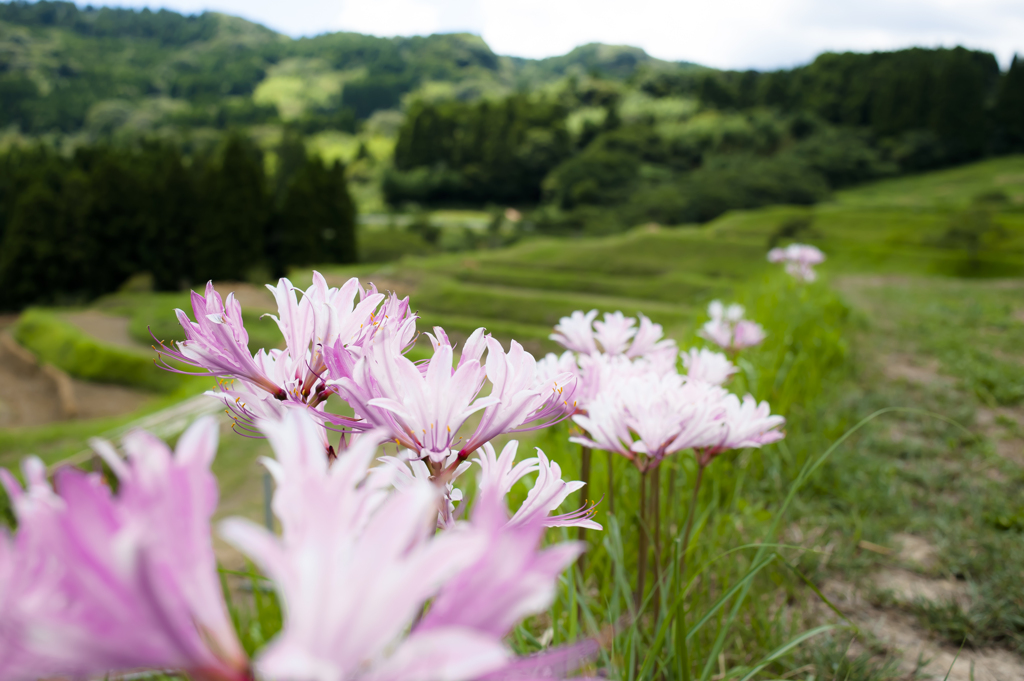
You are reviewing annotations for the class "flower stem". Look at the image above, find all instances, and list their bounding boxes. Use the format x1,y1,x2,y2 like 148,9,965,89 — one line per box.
651,464,662,609
577,445,592,571
607,449,615,516
679,461,705,582
674,460,705,681
635,468,648,610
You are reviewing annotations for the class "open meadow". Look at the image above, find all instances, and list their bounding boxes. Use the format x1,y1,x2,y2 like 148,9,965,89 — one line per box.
2,156,1023,679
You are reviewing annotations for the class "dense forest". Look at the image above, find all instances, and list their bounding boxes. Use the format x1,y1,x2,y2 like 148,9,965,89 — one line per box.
390,48,1024,231
0,132,356,309
1,1,1022,308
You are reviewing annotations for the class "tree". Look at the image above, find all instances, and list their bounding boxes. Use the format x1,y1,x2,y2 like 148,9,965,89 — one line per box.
193,134,269,282
994,55,1024,152
930,48,993,161
274,158,357,269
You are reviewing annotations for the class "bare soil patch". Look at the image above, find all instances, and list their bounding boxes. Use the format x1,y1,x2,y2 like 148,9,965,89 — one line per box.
820,578,1024,681
893,533,939,571
882,354,953,388
212,281,276,313
61,310,148,351
0,330,151,428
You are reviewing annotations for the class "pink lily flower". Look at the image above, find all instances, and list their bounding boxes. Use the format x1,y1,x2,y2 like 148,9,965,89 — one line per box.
626,313,677,361
464,338,577,452
375,449,473,529
0,418,248,681
416,490,584,641
703,394,786,457
593,311,636,355
475,441,601,530
551,310,676,364
221,410,596,681
157,281,286,398
550,310,599,355
332,326,495,463
534,351,581,417
682,348,739,386
571,373,728,471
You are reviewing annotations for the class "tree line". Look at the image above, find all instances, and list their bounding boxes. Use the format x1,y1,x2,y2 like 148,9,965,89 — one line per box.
388,47,1024,232
0,132,356,310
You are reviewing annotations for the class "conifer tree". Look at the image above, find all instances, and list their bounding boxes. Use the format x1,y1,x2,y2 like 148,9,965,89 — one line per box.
995,55,1024,151
193,133,269,282
276,158,357,267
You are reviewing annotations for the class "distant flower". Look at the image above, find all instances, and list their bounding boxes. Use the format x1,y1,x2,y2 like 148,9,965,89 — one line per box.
551,310,676,362
767,243,826,282
0,418,247,681
698,301,766,353
682,348,739,386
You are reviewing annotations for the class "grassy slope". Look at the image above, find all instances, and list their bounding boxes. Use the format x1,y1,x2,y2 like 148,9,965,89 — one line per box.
2,156,1024,676
3,155,1022,462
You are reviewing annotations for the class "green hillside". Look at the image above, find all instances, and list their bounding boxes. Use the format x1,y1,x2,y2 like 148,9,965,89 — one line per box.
0,1,671,140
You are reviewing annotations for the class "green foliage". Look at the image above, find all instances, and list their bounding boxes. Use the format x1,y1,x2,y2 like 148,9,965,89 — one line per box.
12,308,183,391
388,95,572,204
0,133,359,310
994,55,1024,153
271,157,357,272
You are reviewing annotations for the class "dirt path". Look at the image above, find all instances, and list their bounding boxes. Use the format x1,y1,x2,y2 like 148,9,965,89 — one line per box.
61,310,149,352
0,332,151,428
817,536,1022,681
820,275,1024,679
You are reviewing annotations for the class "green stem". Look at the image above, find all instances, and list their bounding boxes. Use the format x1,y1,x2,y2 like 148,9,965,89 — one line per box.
674,460,705,681
607,449,615,516
577,446,592,571
635,468,648,611
680,462,705,580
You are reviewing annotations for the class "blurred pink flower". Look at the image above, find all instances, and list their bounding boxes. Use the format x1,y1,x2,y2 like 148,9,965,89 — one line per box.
551,310,676,363
697,394,785,465
698,301,766,353
571,372,726,470
682,348,738,386
416,490,583,641
222,410,594,681
550,310,599,355
0,418,247,681
733,319,767,348
767,243,826,282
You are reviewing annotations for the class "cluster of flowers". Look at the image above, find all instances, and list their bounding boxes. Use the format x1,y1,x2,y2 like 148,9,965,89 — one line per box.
767,243,826,282
0,269,792,681
157,275,578,469
0,412,599,681
545,309,782,473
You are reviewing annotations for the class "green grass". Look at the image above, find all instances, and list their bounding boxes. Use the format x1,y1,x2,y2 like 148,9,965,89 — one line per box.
4,156,1024,677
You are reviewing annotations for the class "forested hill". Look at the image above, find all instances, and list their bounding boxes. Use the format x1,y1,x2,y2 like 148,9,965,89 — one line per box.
0,0,679,135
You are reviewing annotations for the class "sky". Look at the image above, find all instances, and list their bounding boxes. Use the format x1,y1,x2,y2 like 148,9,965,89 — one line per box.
100,0,1024,70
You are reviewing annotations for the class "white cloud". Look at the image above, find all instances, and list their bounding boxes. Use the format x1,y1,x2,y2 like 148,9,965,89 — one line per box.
335,0,443,37
98,0,1024,68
